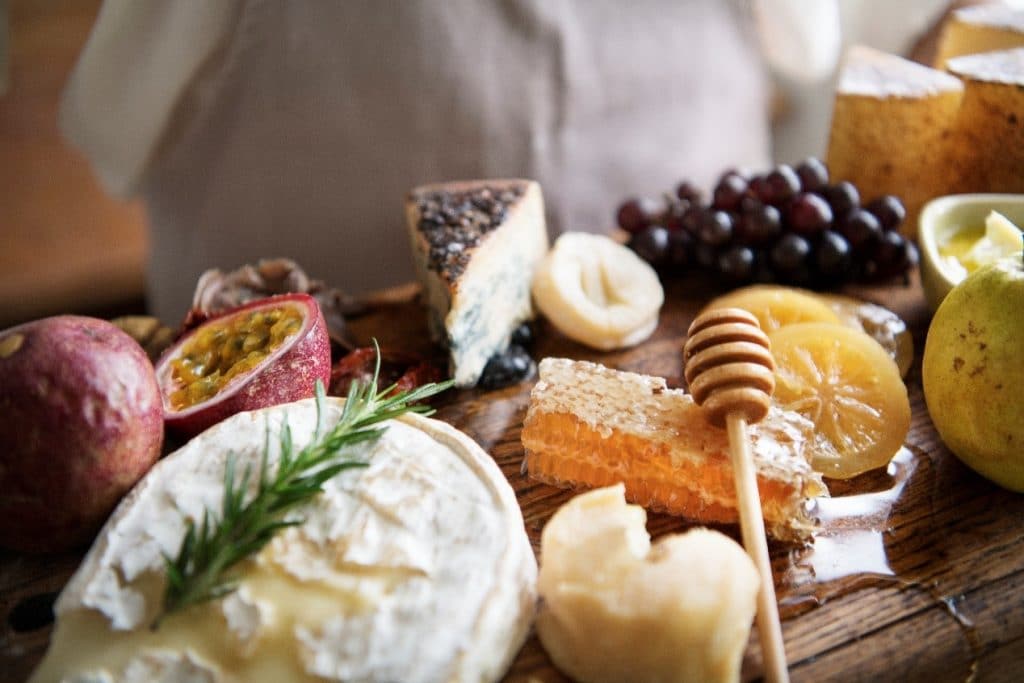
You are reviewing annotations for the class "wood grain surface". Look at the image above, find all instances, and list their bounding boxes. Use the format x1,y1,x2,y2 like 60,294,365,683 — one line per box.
2,273,1023,682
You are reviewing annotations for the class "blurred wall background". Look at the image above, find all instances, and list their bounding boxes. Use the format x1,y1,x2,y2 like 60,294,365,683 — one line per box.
0,0,147,328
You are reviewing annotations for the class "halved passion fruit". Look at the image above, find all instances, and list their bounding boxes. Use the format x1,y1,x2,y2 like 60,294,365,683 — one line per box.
155,293,331,437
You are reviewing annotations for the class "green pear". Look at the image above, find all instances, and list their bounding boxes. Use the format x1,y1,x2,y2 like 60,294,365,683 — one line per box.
923,254,1024,491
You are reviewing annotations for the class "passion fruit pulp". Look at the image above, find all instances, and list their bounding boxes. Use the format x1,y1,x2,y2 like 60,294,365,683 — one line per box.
156,294,331,437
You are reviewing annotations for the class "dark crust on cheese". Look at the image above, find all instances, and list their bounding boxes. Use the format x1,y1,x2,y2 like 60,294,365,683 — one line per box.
410,182,526,282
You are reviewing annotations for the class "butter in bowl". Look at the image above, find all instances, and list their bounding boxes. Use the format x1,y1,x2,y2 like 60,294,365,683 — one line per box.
918,193,1024,311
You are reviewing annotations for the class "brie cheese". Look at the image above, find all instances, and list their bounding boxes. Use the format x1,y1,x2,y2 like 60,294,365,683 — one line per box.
31,398,537,683
406,179,549,387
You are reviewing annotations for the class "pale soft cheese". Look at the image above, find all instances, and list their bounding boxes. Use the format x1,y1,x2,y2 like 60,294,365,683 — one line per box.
406,180,549,387
537,486,759,683
31,398,537,683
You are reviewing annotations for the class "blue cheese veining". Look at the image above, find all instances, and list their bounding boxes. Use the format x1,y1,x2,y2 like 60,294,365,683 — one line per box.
406,179,549,387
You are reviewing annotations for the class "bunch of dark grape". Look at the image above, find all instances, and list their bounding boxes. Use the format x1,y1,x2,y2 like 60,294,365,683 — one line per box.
619,158,919,289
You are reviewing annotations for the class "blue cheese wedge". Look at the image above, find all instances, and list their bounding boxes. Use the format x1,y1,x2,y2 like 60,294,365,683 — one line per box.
31,398,537,683
406,179,549,387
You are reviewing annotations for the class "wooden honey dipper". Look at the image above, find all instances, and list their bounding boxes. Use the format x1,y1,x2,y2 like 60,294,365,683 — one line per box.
683,307,789,683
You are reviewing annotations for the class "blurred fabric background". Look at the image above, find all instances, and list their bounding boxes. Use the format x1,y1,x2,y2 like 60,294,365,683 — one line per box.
0,0,1010,328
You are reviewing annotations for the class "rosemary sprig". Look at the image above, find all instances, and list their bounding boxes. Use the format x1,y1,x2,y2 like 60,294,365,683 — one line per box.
153,352,453,629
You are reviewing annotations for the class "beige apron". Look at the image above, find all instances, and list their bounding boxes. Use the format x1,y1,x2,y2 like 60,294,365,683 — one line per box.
62,0,770,322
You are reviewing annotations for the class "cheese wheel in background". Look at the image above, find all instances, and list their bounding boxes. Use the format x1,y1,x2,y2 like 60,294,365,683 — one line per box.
826,45,964,238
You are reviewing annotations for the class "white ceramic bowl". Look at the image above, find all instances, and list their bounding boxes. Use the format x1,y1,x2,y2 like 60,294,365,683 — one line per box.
918,193,1024,312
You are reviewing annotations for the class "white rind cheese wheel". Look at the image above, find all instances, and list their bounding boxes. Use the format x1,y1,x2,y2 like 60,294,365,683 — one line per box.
31,398,537,683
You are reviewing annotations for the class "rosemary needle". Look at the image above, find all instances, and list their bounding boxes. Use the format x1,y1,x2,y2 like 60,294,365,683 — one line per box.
153,355,452,629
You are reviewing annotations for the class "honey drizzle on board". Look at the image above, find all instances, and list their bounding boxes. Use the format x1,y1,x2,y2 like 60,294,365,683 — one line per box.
776,446,983,668
783,447,919,595
451,353,990,679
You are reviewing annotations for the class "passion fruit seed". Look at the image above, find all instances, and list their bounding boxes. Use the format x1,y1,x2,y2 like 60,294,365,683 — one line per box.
157,293,332,439
170,307,303,410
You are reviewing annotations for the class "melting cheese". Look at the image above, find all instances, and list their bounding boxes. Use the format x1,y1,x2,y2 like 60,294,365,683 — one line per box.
32,400,536,683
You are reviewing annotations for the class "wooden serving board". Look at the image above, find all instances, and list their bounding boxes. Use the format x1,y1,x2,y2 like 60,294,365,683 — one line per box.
2,274,1023,682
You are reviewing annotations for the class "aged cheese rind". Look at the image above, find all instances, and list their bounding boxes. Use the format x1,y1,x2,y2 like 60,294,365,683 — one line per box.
827,45,965,237
947,46,1024,85
935,5,1024,67
406,179,549,387
838,45,963,98
32,399,536,683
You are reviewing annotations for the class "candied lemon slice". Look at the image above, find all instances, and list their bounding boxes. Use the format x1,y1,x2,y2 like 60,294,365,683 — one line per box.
820,294,914,378
703,284,841,334
768,322,910,479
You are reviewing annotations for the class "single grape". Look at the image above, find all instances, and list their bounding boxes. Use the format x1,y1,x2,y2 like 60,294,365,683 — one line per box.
904,239,920,269
616,197,662,234
864,195,906,232
836,208,882,254
676,180,703,203
898,239,921,282
820,181,860,220
718,245,756,282
720,166,751,180
694,242,719,269
786,192,834,237
796,157,829,192
712,173,748,211
663,198,690,232
758,165,801,206
735,202,782,246
696,209,733,247
511,322,535,348
748,175,770,203
628,224,670,266
870,230,910,279
770,233,811,273
478,345,536,390
738,195,762,214
681,204,704,235
815,230,853,280
668,229,693,269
